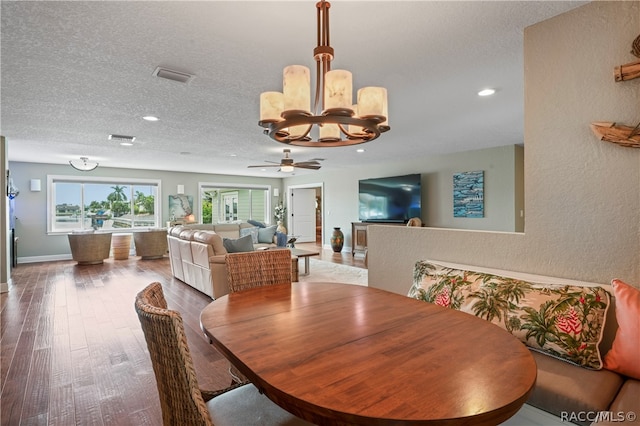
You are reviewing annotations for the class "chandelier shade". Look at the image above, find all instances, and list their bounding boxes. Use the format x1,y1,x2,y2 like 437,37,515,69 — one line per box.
259,1,389,147
69,157,99,171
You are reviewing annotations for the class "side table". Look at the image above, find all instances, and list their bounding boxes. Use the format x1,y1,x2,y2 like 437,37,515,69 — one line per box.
111,233,132,260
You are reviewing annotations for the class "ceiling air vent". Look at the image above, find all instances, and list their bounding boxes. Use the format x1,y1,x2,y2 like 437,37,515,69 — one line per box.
108,134,136,143
152,66,195,84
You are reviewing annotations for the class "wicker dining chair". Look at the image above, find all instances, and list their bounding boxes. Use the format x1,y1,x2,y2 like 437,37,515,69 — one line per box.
225,249,293,293
135,282,311,426
223,249,293,383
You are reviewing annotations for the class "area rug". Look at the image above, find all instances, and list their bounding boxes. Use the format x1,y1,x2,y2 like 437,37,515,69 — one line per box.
298,258,368,286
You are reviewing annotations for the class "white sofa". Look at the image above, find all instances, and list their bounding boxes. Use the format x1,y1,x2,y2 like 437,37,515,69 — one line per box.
167,223,278,299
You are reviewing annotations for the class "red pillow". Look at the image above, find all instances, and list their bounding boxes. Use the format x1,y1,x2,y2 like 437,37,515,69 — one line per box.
603,279,640,379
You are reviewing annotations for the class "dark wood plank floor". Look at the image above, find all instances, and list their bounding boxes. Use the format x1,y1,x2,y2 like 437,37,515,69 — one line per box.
1,243,364,425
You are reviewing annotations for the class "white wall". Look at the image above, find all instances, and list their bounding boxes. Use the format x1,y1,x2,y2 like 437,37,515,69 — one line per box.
367,1,640,295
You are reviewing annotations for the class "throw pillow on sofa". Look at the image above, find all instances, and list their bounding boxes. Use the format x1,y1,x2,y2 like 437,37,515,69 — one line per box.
247,219,266,228
258,225,277,243
603,279,640,379
223,234,255,253
240,226,259,244
409,260,611,369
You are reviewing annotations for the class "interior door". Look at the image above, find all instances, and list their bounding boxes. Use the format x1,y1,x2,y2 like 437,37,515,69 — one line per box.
290,188,316,243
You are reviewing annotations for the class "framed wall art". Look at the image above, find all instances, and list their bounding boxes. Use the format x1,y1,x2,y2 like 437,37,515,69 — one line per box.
453,170,484,218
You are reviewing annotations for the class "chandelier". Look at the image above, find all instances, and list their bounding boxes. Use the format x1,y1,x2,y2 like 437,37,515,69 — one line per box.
259,1,389,147
69,157,99,171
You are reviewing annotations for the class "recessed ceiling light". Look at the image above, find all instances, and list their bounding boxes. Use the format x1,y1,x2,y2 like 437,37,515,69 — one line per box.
357,148,365,153
478,89,496,97
230,154,237,157
261,168,267,172
143,115,159,122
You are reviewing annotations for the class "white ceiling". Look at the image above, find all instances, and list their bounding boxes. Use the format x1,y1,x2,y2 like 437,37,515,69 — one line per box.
1,1,587,177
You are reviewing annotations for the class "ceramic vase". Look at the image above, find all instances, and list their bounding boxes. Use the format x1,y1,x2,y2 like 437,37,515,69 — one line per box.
276,220,287,234
330,227,344,252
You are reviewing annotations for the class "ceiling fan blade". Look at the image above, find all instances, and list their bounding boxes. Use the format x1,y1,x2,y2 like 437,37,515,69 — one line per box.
264,160,281,164
293,161,320,167
294,164,322,170
248,164,281,168
307,158,325,162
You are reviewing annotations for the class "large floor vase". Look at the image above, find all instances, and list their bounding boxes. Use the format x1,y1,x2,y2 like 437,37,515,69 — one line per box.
330,227,344,252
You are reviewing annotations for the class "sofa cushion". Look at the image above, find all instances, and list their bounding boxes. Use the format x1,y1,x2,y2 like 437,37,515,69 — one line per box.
247,219,266,228
223,235,254,253
258,225,277,244
179,229,198,240
193,231,227,256
527,350,624,425
603,279,640,380
409,260,611,369
598,380,640,425
240,226,259,244
213,223,241,240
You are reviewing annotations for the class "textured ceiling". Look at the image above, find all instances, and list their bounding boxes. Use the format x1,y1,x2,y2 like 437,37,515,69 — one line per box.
1,1,587,177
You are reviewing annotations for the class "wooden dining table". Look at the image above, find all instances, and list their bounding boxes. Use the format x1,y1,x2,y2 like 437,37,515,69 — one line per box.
200,282,537,425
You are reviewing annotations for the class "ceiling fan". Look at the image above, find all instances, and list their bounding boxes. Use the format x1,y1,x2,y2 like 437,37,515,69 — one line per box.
248,149,323,172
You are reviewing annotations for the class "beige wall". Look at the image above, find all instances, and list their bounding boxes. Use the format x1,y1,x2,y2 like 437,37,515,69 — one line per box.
368,1,640,295
283,144,524,248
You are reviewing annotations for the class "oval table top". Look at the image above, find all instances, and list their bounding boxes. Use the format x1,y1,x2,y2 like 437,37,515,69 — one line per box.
200,282,537,425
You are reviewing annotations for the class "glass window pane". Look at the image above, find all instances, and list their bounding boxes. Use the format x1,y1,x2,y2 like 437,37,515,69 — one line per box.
133,185,157,227
49,177,160,233
53,182,82,232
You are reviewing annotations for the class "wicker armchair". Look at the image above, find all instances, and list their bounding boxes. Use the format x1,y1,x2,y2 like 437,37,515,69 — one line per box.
68,232,112,265
134,229,168,260
224,249,292,293
135,282,310,426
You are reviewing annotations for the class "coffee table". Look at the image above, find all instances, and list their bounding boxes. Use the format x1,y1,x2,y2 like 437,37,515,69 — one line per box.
288,247,319,276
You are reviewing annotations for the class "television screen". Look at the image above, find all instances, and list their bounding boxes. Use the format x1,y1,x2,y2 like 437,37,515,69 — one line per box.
358,174,422,222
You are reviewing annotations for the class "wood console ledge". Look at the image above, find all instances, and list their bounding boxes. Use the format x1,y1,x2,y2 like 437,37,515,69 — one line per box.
591,121,640,148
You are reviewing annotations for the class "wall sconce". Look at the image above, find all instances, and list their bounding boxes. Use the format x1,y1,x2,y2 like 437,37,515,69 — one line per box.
30,179,41,192
273,188,279,197
177,185,185,194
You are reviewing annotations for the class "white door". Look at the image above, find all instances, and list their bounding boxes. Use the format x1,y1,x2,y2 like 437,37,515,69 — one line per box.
290,188,316,243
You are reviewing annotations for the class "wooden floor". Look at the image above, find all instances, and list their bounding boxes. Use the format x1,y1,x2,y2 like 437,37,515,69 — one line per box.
0,244,364,425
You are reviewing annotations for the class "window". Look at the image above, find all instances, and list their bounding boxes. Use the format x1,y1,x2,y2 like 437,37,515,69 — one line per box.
48,175,161,233
199,183,271,224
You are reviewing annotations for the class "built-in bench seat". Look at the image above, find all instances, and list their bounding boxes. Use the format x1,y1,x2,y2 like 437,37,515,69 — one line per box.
409,260,639,426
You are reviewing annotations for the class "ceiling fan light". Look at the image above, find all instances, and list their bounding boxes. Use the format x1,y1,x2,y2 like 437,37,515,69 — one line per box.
280,165,295,173
324,69,352,110
283,65,311,113
260,91,284,123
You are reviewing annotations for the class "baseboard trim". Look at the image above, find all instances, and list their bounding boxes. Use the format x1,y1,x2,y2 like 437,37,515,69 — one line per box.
18,254,72,264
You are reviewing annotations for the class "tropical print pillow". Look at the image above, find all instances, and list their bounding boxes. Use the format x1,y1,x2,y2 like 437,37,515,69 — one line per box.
409,261,610,369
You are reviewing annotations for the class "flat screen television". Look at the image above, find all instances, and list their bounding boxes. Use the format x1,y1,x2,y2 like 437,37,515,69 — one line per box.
358,174,422,223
